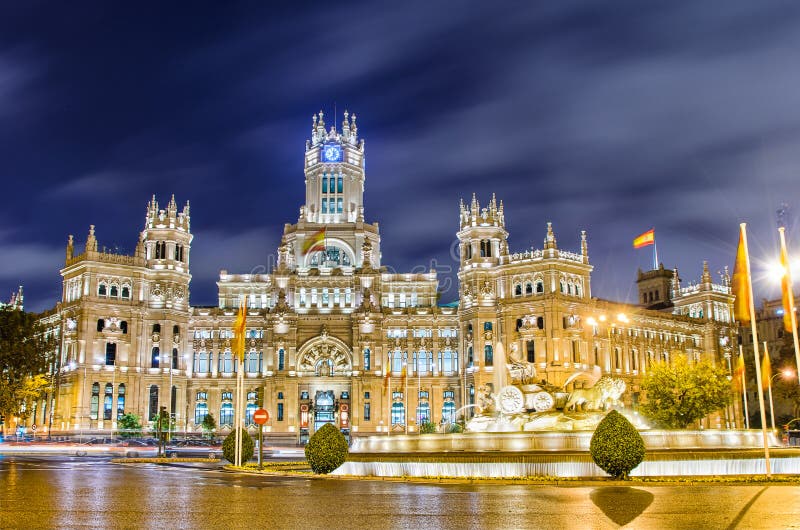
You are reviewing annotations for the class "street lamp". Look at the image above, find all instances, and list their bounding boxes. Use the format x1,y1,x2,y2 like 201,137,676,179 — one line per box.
767,369,796,429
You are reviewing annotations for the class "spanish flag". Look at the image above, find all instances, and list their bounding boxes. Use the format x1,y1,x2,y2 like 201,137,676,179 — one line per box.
233,299,247,362
633,229,655,249
732,351,745,393
761,348,772,391
302,228,326,256
780,235,794,332
732,224,752,323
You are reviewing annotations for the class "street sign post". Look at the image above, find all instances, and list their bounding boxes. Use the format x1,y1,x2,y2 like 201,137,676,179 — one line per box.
253,408,269,469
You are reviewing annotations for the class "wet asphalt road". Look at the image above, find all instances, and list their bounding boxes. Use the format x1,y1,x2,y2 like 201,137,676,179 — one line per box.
2,455,800,529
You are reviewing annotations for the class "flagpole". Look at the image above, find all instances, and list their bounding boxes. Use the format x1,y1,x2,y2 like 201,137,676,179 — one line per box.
741,223,771,477
764,342,775,429
653,231,659,270
739,345,749,429
779,227,800,386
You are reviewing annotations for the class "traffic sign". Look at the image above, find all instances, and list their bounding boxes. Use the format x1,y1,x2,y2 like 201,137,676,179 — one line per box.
30,425,37,432
253,408,269,425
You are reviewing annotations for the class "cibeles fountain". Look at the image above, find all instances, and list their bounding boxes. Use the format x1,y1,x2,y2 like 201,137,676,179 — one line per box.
334,344,800,478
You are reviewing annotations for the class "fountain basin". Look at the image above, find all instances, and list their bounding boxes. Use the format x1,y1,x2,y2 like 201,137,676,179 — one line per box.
334,430,799,478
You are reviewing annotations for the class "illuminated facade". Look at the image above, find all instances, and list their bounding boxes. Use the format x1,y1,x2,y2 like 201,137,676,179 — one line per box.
42,112,741,440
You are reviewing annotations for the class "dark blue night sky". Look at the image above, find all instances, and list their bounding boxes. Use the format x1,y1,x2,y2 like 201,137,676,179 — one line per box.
2,1,799,312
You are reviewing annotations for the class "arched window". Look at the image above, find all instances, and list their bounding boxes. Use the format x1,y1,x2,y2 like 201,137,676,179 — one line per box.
173,325,180,336
391,350,404,373
121,286,130,299
220,351,234,374
245,403,257,426
514,284,522,296
246,351,262,373
90,382,100,420
105,343,116,366
103,383,113,420
484,345,493,366
220,402,234,427
484,322,493,331
442,401,456,424
416,402,430,424
525,282,533,295
560,281,566,293
97,319,105,332
148,385,159,421
537,317,544,330
98,283,107,296
464,244,472,260
363,348,371,371
117,384,125,419
391,402,405,426
110,285,118,297
120,321,128,334
151,347,160,368
152,323,161,334
536,281,544,293
194,402,208,425
172,348,179,369
278,348,285,371
467,346,473,366
194,351,209,373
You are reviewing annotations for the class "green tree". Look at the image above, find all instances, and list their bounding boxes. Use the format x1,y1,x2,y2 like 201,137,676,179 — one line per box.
0,308,55,434
117,413,143,438
419,420,437,434
201,413,217,439
590,410,646,479
222,428,254,464
305,423,349,474
640,354,731,429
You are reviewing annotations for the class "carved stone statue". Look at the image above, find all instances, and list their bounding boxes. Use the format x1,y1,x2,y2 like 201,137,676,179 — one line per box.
564,376,626,412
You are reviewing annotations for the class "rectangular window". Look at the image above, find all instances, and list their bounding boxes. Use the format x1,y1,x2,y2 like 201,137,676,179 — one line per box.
364,402,371,421
337,176,343,193
277,403,284,421
322,176,328,193
321,198,328,214
337,197,343,213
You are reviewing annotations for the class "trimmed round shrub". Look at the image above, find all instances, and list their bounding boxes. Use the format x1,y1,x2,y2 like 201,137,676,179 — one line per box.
590,410,645,479
222,428,255,464
305,423,349,474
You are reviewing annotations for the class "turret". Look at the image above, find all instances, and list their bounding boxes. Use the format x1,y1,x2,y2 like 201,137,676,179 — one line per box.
457,193,509,266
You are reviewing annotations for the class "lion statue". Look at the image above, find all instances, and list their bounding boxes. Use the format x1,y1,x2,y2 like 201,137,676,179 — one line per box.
564,375,626,412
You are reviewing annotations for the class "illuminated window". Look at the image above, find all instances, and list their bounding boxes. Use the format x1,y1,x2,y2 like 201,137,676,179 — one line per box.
364,402,371,421
484,345,493,366
148,385,158,421
442,401,456,423
278,348,285,371
117,384,125,419
391,402,405,426
151,347,160,368
194,402,208,425
277,403,284,421
103,383,113,420
363,348,371,370
220,402,234,427
90,382,100,420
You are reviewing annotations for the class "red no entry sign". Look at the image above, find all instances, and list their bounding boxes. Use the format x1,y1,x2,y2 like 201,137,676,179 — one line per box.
253,408,269,425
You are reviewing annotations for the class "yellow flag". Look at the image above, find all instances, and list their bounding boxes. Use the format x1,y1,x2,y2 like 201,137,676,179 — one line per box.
780,240,794,332
761,350,771,391
732,352,745,393
233,299,247,362
302,228,326,255
732,225,752,323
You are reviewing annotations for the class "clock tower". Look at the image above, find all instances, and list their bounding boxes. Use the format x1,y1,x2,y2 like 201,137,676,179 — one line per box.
280,110,380,270
302,110,365,224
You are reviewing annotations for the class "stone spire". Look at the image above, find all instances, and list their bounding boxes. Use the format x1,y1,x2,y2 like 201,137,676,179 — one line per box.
672,268,681,298
580,230,588,261
544,222,557,250
85,225,97,252
701,260,711,286
66,234,74,262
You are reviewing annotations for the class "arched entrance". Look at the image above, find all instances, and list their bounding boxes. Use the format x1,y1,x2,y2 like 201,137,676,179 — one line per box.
314,390,335,432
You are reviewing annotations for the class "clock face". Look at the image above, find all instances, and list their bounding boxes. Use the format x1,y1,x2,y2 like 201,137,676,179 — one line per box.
323,144,342,162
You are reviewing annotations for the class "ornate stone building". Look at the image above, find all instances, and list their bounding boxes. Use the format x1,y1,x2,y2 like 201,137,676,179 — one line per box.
43,112,740,441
